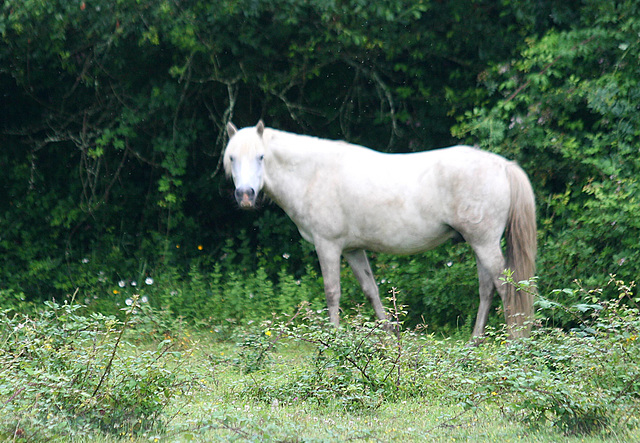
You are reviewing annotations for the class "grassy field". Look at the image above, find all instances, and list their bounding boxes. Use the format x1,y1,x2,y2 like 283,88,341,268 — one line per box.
78,335,630,443
150,339,638,443
2,301,639,442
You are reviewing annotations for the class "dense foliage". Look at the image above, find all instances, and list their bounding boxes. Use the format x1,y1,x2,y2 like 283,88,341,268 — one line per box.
453,0,640,311
1,0,639,331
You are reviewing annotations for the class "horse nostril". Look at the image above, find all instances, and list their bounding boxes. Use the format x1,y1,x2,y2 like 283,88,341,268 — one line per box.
235,187,257,208
235,188,255,199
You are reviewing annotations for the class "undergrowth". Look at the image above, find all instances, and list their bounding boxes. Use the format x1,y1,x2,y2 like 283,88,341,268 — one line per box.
230,280,640,437
0,293,196,440
1,278,639,440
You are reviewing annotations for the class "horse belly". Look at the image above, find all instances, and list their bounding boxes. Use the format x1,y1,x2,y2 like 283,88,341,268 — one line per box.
345,211,456,255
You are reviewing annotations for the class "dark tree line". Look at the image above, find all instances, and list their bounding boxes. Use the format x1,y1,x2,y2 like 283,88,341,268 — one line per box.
1,0,638,329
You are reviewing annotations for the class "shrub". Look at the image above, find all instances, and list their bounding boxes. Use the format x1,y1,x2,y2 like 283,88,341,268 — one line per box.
449,277,640,436
0,295,195,440
239,291,441,411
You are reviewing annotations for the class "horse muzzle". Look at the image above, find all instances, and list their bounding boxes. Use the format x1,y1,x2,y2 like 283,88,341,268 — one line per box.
235,187,257,209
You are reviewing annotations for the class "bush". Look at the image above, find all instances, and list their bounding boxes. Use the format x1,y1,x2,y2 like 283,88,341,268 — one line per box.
0,296,195,440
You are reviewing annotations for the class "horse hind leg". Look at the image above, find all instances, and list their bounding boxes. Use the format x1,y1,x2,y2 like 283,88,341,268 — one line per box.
471,244,508,339
344,249,387,323
472,258,499,340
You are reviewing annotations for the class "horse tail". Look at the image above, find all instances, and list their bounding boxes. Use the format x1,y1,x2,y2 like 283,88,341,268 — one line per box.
504,162,537,338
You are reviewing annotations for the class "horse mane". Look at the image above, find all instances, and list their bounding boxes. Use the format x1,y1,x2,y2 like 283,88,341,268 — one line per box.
265,128,375,156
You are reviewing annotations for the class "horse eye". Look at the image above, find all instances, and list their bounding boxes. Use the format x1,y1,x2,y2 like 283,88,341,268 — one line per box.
258,155,264,161
229,155,235,162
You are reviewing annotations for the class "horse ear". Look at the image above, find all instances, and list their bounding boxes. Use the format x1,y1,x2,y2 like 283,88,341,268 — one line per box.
256,120,265,137
226,122,238,139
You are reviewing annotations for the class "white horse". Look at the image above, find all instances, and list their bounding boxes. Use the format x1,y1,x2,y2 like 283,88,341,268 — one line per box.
224,121,537,338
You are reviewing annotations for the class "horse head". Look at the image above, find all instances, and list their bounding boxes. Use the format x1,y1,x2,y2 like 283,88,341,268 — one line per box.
223,120,266,209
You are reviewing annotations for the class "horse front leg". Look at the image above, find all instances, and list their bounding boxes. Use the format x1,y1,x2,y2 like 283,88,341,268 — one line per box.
344,249,387,322
315,241,343,327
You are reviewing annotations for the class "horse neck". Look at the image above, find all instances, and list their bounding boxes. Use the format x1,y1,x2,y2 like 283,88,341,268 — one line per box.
262,129,336,212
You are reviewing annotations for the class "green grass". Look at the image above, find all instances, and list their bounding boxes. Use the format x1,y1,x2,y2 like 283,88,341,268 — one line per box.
2,297,640,442
84,332,624,442
125,338,636,442
4,339,639,442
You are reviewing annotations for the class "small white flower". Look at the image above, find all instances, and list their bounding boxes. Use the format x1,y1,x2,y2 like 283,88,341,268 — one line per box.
125,298,133,306
145,277,154,285
282,253,290,259
446,261,453,267
141,295,149,303
82,258,89,264
131,281,137,287
118,280,126,288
